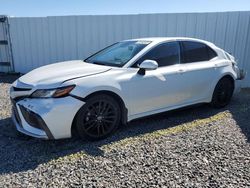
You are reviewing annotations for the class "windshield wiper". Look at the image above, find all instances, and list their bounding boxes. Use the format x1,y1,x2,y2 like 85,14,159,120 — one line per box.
93,61,106,66
87,61,119,67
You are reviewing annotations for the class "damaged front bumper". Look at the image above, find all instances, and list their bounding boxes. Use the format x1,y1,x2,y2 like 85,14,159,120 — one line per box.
11,96,84,140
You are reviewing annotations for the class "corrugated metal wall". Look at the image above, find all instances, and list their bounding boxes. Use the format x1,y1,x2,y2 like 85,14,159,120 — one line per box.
8,11,250,87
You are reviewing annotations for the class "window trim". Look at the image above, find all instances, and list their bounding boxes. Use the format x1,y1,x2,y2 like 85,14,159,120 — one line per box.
130,41,181,68
179,40,218,64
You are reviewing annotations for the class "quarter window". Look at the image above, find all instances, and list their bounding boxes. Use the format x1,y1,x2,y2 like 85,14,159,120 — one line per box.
181,41,217,63
133,42,180,67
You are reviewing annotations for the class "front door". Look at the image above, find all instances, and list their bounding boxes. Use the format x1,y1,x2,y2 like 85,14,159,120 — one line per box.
126,41,188,117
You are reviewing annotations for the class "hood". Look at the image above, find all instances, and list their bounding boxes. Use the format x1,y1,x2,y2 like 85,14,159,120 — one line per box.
18,60,111,87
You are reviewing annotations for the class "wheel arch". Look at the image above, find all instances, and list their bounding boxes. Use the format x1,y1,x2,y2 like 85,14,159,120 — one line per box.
71,90,128,137
209,73,235,102
216,73,235,89
220,74,235,86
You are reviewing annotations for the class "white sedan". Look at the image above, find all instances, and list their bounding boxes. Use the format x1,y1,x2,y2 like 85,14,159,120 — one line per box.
10,37,245,140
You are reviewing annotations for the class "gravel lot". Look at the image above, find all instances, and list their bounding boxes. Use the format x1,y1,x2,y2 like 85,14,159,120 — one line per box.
0,75,250,187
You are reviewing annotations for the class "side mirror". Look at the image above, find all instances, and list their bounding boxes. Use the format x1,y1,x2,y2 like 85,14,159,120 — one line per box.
138,60,158,75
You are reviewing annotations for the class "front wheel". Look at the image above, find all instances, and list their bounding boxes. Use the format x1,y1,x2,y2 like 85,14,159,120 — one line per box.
75,94,121,141
210,77,234,108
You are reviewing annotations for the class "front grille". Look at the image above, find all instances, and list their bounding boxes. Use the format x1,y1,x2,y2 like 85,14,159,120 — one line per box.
11,96,29,104
13,87,32,91
14,97,27,102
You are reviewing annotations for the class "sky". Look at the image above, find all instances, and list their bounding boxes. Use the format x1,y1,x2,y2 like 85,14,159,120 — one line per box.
0,0,250,17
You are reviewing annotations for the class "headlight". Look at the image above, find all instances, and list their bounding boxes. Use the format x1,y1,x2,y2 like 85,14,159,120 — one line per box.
31,85,75,98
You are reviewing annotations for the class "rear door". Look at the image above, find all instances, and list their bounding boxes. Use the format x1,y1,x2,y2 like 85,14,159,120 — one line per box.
178,40,218,103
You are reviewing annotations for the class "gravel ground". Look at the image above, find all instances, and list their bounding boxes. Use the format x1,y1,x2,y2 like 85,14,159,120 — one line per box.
0,75,250,187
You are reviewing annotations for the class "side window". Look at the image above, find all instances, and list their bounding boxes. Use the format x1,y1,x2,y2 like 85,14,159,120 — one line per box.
207,46,217,59
132,42,180,67
181,41,217,63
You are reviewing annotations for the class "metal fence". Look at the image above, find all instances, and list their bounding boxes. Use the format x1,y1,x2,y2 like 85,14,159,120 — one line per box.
0,16,13,72
3,11,250,87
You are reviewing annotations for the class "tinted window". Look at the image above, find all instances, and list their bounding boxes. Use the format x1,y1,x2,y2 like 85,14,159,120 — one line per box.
207,46,217,59
132,42,180,67
181,41,217,63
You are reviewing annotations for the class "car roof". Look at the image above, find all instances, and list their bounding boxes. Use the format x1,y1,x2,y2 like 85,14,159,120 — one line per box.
124,37,215,47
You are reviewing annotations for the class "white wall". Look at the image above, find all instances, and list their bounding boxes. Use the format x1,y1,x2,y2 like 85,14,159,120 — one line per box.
8,11,250,87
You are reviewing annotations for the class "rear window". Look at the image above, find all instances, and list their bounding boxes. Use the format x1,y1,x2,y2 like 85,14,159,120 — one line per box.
181,41,217,63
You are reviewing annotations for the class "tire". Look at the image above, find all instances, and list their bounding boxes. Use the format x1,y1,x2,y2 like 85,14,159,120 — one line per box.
75,94,121,141
210,77,234,108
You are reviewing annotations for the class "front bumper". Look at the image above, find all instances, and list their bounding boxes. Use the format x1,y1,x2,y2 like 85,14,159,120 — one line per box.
11,96,84,139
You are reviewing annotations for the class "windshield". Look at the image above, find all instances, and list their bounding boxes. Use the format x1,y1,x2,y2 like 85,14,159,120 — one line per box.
84,40,151,67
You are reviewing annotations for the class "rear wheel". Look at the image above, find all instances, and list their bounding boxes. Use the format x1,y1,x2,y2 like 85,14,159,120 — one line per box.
75,94,121,140
210,77,234,108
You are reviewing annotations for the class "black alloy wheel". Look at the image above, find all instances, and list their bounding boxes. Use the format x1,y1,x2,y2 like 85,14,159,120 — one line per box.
211,77,234,108
76,94,121,140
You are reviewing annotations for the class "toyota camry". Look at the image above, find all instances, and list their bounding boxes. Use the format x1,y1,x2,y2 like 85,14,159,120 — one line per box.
10,37,245,140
